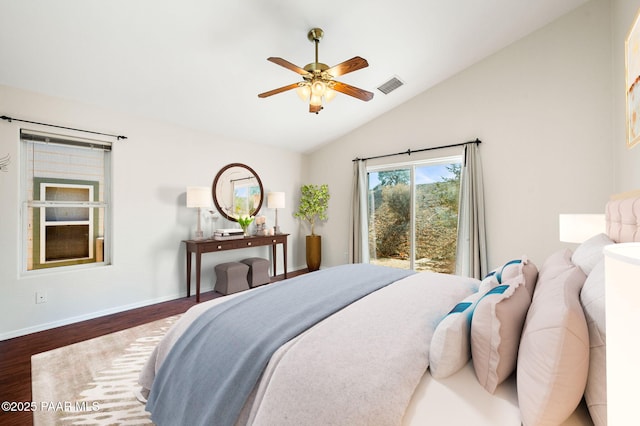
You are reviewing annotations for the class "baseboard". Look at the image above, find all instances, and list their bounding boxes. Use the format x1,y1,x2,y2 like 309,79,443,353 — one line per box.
0,292,185,341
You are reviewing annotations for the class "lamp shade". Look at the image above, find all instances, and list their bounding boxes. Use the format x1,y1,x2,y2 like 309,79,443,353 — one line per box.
267,192,285,209
186,186,210,208
559,214,605,243
604,243,640,425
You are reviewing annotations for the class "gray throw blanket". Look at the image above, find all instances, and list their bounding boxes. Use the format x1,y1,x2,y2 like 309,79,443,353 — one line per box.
146,263,414,426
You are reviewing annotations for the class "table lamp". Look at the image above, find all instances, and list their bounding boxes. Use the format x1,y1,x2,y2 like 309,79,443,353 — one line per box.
186,186,210,240
559,214,605,243
267,192,285,234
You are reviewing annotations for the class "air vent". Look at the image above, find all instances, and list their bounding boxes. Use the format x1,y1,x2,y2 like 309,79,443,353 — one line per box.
377,76,404,95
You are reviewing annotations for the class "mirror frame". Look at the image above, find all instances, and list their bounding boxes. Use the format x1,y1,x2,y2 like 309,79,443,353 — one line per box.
212,163,264,222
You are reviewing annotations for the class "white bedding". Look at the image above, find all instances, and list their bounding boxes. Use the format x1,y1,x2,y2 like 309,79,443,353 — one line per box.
403,362,593,425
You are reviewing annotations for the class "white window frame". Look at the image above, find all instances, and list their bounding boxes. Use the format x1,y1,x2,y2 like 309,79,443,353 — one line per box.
20,129,112,274
38,182,95,264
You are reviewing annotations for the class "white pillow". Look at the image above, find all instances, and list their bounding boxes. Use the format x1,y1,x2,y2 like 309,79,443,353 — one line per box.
571,233,614,275
517,249,589,426
580,259,607,426
429,291,483,379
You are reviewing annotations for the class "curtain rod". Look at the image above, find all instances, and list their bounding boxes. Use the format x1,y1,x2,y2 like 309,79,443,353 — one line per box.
0,115,127,140
352,138,481,162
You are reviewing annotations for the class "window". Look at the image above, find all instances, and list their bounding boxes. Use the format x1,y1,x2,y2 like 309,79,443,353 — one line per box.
367,156,461,273
21,130,111,272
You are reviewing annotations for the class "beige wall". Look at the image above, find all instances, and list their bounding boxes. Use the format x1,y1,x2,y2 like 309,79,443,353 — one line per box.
0,85,306,339
305,0,614,270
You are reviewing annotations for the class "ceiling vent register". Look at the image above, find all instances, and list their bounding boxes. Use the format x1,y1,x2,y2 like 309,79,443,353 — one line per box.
377,77,404,95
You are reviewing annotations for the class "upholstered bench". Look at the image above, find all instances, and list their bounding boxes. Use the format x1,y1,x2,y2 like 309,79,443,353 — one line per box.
241,257,271,287
214,262,250,295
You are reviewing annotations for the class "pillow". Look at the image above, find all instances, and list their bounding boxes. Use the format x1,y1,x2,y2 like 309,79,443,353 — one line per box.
580,259,607,426
571,233,614,275
478,256,538,297
517,249,589,426
471,265,536,394
429,291,484,379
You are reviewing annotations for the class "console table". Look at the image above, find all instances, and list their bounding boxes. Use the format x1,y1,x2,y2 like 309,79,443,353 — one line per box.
183,234,289,302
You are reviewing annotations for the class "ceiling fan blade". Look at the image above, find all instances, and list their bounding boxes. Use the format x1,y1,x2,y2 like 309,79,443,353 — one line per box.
258,83,300,98
267,57,309,75
326,56,369,77
332,81,374,101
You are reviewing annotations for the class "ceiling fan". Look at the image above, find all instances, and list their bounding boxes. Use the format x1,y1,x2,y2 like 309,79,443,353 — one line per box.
258,28,374,114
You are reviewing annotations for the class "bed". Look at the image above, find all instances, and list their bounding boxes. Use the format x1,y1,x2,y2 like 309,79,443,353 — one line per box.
138,191,640,426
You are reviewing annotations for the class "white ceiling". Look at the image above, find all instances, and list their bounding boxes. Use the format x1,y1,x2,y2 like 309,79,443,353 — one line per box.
0,0,588,153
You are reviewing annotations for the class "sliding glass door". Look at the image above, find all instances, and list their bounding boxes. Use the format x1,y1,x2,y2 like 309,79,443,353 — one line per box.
367,157,461,273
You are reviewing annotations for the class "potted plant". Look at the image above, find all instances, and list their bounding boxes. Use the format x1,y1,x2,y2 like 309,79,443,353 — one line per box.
294,184,330,271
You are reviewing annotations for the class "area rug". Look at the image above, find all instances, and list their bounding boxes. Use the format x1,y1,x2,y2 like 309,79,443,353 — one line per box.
31,315,180,426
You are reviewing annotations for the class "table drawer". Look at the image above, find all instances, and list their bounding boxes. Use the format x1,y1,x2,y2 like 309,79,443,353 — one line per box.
198,240,242,251
237,239,260,248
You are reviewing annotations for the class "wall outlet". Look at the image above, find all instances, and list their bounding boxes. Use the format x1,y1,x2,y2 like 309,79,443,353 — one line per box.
36,291,47,304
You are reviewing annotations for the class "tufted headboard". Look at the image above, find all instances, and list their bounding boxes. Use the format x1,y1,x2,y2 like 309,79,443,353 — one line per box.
605,189,640,243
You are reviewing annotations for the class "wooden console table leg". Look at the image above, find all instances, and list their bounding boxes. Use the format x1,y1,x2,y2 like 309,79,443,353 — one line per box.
272,244,277,277
186,250,192,298
283,240,288,279
195,253,202,303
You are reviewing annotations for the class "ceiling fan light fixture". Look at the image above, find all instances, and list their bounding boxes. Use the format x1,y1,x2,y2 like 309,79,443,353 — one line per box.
311,79,326,96
324,88,337,102
296,84,311,101
310,94,323,107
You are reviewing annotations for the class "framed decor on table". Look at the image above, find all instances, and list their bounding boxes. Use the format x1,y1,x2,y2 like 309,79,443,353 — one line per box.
626,9,640,148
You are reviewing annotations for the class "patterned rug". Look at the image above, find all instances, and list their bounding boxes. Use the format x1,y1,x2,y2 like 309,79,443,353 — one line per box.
31,316,179,426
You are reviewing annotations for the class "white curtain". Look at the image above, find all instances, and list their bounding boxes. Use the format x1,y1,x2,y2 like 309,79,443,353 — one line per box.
455,142,488,279
348,160,369,263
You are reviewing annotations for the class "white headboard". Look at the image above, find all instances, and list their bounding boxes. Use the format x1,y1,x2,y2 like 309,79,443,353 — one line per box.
606,189,640,243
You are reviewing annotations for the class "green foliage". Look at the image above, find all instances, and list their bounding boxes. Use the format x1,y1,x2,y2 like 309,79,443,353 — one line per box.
236,215,254,227
294,184,330,235
378,169,410,186
370,184,410,258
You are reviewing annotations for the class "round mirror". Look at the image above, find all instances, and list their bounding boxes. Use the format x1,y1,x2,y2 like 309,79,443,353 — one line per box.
212,163,264,222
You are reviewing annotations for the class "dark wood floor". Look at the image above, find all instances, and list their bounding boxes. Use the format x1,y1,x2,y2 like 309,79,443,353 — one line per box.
0,270,306,426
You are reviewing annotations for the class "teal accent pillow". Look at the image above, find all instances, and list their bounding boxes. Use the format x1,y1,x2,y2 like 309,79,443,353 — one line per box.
430,291,484,379
471,272,535,393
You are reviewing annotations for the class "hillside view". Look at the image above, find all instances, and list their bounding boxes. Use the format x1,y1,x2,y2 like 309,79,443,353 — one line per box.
368,164,460,273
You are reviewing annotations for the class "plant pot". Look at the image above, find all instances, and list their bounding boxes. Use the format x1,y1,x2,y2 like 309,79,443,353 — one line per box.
306,235,321,271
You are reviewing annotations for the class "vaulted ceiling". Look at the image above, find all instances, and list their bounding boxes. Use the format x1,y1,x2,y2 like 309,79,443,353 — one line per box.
0,0,588,152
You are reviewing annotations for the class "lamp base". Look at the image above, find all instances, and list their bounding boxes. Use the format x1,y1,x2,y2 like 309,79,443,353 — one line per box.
273,225,281,235
194,207,205,240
